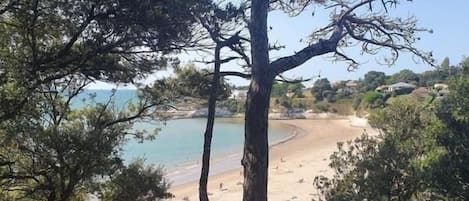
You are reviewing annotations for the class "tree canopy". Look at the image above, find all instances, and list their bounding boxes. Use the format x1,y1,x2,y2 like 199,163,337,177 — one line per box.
0,1,213,200
311,78,333,102
271,82,305,98
362,71,386,91
0,0,207,120
386,69,420,85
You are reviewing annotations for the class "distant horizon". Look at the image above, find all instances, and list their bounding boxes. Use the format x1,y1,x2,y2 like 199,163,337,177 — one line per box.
86,62,460,90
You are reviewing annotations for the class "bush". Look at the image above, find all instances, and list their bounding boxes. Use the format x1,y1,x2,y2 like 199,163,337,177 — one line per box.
363,91,383,105
313,102,331,113
292,101,306,109
315,98,444,200
323,90,337,103
101,160,172,201
372,98,385,108
279,96,292,109
218,98,244,113
352,94,363,110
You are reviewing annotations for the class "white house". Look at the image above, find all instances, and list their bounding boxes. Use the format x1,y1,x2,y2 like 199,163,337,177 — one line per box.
344,80,359,93
434,83,449,90
386,82,416,92
230,89,248,100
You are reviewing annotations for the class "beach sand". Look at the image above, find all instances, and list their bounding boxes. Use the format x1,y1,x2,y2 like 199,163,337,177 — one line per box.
167,117,377,201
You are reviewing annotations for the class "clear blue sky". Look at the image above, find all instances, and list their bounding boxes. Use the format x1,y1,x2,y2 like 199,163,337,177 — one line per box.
89,0,469,89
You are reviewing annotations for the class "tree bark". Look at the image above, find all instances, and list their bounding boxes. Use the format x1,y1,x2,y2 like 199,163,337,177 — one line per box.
242,73,274,201
199,44,222,201
242,0,272,200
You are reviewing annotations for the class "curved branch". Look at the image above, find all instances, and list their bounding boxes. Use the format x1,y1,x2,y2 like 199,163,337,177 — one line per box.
271,24,344,74
275,74,319,83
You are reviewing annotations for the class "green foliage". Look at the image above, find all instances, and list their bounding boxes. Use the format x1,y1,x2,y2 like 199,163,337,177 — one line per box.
417,57,461,87
362,71,386,91
315,97,445,201
352,93,363,111
441,57,450,70
271,82,305,98
431,59,469,199
271,82,289,97
311,78,334,102
276,96,292,109
312,102,331,113
218,98,245,113
315,58,469,201
0,0,206,120
288,83,306,98
291,99,308,110
100,160,171,201
386,69,419,85
362,91,384,108
322,90,336,102
143,64,232,103
419,70,441,87
0,91,170,201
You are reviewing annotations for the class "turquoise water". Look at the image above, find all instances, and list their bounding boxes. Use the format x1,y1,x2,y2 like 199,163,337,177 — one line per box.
124,118,289,169
74,90,290,173
71,89,138,109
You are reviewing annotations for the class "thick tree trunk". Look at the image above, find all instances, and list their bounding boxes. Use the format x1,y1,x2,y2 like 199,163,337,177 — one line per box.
242,0,272,200
242,74,274,201
199,45,222,201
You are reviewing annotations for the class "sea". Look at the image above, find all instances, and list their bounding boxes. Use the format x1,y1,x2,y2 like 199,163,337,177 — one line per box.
74,89,291,185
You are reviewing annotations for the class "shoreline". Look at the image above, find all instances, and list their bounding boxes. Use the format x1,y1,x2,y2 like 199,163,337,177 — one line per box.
165,108,349,120
167,117,375,201
163,119,297,186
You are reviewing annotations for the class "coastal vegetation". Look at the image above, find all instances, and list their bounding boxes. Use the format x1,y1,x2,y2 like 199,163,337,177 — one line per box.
0,0,211,200
314,58,469,200
0,0,467,201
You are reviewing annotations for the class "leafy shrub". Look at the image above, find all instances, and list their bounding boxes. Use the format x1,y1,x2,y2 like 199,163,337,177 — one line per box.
313,102,331,112
363,91,383,105
279,96,292,109
352,93,363,110
101,160,172,201
218,99,244,113
322,90,337,102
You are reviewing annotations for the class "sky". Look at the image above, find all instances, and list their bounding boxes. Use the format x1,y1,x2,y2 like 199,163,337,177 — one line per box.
89,0,469,89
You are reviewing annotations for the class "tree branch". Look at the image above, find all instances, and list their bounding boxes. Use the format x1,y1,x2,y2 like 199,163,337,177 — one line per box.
275,74,319,83
271,24,344,74
0,0,20,15
219,71,251,79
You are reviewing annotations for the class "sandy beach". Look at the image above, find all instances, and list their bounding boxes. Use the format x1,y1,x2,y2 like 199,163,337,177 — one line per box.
167,117,377,201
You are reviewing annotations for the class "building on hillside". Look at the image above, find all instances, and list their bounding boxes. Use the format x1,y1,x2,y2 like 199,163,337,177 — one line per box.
434,83,449,90
387,82,416,93
375,85,388,93
345,80,359,88
331,81,342,89
343,80,359,94
230,89,248,100
437,88,450,97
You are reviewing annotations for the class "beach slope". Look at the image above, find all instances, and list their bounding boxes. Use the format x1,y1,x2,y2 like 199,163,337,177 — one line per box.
169,118,376,201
